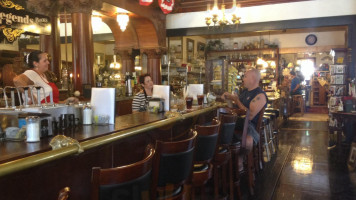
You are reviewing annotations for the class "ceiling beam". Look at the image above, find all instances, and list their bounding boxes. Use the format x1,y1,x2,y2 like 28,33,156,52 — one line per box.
176,0,312,13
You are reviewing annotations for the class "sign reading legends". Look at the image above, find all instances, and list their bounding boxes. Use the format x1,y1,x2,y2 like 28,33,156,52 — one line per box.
0,0,50,42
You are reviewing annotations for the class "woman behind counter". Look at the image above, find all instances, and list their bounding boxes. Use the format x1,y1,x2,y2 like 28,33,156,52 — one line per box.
13,50,78,104
132,74,153,112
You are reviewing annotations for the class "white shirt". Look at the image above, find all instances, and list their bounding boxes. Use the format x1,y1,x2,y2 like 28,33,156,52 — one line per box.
23,70,52,102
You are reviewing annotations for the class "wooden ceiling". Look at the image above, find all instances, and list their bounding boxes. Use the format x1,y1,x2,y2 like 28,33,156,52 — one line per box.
174,0,312,13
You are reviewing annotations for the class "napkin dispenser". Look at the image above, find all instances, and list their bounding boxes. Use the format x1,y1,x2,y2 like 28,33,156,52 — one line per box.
148,98,165,113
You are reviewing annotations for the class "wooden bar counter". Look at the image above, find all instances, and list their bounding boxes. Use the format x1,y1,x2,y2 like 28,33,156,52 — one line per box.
0,103,222,200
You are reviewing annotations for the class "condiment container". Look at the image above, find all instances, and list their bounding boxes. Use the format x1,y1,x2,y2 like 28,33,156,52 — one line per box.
83,104,92,125
26,116,40,142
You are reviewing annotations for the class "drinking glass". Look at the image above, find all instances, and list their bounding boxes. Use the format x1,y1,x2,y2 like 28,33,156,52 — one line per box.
186,97,193,109
197,94,204,105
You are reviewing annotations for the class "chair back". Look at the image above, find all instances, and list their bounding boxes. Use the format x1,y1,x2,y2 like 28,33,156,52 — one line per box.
91,145,155,200
255,107,266,133
219,113,238,145
241,109,251,150
151,130,197,199
194,119,220,163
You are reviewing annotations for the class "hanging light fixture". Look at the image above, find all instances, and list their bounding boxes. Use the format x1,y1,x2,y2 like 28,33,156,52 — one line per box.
110,55,121,69
116,8,130,32
205,0,241,29
117,13,129,32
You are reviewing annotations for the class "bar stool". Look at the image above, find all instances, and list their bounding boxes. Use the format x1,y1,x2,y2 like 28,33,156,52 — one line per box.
261,116,272,162
231,109,258,196
213,111,238,200
265,108,280,147
91,145,155,200
292,95,304,116
263,113,276,154
191,119,220,199
253,107,266,174
151,130,197,200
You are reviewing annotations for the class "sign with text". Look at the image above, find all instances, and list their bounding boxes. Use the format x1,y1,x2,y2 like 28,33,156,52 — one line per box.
0,0,50,42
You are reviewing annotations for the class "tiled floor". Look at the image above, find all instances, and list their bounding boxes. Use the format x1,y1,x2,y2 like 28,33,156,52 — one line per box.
252,115,356,200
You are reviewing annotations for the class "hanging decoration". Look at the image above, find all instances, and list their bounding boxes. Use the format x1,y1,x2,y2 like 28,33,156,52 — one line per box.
158,0,174,14
139,0,153,6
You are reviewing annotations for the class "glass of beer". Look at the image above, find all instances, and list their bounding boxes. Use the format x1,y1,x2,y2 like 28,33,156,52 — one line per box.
197,94,204,105
186,96,193,109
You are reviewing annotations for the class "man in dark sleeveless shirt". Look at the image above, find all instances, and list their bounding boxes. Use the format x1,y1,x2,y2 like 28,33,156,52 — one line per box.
222,68,267,143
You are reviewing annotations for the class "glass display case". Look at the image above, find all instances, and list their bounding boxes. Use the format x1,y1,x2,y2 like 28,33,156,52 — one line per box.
206,59,228,96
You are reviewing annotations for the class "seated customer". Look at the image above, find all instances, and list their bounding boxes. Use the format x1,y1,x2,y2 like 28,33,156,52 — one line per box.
222,68,267,144
290,71,302,95
132,74,153,113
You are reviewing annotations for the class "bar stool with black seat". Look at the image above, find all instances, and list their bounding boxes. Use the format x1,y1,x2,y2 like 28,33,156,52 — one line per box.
91,145,155,200
213,109,238,200
151,130,197,200
191,119,220,199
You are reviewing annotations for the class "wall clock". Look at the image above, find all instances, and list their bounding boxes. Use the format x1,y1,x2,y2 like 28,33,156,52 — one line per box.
305,34,317,45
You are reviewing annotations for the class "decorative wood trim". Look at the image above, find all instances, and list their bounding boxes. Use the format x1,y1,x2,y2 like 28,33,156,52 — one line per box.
176,0,311,13
280,45,346,54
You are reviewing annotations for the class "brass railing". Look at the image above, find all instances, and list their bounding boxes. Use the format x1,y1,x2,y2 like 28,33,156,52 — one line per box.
0,103,223,177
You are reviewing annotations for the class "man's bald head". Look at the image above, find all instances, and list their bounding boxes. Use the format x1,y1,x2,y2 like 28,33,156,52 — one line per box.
243,68,261,89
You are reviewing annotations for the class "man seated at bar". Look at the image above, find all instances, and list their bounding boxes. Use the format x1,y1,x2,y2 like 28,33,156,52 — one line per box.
132,74,153,112
13,50,78,104
290,71,302,95
222,68,267,144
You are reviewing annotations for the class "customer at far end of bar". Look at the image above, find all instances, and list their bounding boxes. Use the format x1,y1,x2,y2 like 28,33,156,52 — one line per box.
290,71,302,95
222,68,267,144
132,74,153,113
13,50,78,104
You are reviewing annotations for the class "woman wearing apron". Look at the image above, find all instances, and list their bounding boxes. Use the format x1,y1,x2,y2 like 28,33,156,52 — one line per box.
13,50,78,104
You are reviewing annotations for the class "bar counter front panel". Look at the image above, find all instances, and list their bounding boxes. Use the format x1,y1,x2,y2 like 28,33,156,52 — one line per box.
0,104,220,200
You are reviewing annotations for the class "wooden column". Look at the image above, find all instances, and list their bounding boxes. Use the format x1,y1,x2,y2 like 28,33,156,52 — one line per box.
143,49,162,85
50,16,61,79
71,12,94,92
116,50,134,74
39,16,61,80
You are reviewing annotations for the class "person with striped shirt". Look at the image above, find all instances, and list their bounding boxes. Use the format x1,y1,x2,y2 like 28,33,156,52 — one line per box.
132,74,153,112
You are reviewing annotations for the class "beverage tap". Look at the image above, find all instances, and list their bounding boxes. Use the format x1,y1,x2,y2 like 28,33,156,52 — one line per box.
49,91,54,106
15,87,22,109
4,86,17,108
16,86,31,107
32,86,47,107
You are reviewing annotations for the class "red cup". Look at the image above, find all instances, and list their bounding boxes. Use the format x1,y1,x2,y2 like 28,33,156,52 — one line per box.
186,97,193,109
197,94,204,105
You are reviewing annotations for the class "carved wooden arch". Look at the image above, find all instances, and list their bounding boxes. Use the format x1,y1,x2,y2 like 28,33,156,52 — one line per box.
102,0,166,49
101,17,139,49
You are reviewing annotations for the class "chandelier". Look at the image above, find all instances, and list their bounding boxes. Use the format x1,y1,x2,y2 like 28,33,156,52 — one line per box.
116,8,130,32
205,0,241,29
